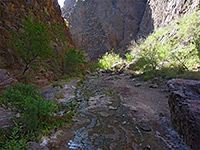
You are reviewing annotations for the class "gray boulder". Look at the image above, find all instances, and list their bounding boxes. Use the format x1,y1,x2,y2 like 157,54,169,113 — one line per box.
168,79,200,150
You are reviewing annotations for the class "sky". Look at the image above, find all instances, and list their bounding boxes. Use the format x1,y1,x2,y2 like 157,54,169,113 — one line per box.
58,0,65,7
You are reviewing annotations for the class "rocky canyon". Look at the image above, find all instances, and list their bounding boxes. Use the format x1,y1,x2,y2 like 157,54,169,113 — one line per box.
0,0,74,89
62,0,200,60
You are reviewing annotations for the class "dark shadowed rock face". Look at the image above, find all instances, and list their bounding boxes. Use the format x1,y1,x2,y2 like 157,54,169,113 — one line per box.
62,0,199,60
62,0,147,60
168,79,200,150
0,0,74,70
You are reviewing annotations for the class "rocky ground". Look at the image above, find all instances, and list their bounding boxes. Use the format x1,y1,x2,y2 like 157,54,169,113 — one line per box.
1,70,197,150
15,71,190,150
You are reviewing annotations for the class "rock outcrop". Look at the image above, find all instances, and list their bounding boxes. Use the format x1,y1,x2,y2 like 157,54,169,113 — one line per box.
0,0,75,89
0,69,17,91
62,0,199,60
137,0,200,38
0,0,74,70
62,0,147,60
168,79,200,150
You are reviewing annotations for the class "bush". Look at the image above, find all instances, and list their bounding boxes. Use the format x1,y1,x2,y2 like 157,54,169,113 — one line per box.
63,48,85,76
98,52,122,69
1,123,28,150
129,10,200,73
0,84,56,131
87,62,101,72
9,15,52,75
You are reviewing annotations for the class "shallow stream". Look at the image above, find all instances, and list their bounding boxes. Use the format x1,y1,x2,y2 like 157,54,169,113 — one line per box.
66,80,166,150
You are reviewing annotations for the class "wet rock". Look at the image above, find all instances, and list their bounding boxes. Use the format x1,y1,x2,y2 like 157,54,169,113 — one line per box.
135,83,142,87
168,79,200,149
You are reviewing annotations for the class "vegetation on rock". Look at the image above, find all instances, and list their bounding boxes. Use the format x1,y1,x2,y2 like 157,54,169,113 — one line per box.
63,48,85,76
0,84,75,149
9,15,52,75
130,10,200,73
98,10,200,80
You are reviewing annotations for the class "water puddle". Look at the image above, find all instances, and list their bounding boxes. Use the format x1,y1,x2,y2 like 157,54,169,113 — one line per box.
65,80,166,150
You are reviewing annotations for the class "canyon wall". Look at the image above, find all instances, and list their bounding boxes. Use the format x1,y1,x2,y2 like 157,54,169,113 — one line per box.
0,0,74,70
62,0,147,60
0,0,74,89
62,0,199,60
137,0,200,38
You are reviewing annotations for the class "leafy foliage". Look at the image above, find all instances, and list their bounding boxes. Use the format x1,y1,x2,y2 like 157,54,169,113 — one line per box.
0,84,56,131
129,10,200,73
98,52,122,69
0,123,28,150
0,84,76,149
63,48,85,76
9,15,53,75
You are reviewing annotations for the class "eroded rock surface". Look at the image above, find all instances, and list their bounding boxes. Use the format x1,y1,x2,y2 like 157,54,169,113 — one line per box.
168,79,200,150
62,0,147,60
0,0,74,70
62,0,199,60
137,0,200,38
0,69,17,91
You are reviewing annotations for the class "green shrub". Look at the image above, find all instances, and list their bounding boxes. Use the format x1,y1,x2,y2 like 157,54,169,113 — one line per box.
1,123,28,150
9,15,53,75
0,84,57,131
63,48,85,76
87,62,101,72
0,84,76,149
125,53,134,63
98,52,122,69
129,10,200,73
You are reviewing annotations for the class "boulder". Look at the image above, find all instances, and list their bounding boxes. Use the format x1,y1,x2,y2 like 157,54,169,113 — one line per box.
168,79,200,150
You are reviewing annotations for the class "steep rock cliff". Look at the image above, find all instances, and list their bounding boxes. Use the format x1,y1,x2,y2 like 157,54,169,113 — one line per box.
62,0,199,60
62,0,147,60
137,0,200,38
0,0,74,70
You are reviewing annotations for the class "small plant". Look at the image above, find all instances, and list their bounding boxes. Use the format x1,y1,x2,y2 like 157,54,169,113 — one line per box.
1,123,28,150
9,15,52,75
98,52,122,69
0,84,57,131
125,53,134,63
0,84,76,149
63,48,85,76
87,62,101,72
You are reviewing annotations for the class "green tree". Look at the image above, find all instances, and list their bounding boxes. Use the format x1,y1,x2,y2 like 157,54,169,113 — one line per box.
10,16,52,75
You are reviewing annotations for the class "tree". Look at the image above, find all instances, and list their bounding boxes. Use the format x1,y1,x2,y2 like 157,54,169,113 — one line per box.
10,16,52,75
